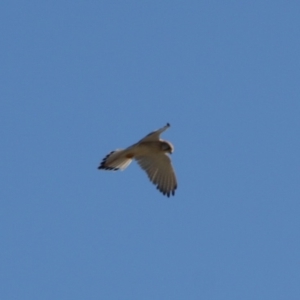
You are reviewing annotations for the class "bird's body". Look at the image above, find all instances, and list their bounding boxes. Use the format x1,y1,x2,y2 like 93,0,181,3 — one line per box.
98,123,177,197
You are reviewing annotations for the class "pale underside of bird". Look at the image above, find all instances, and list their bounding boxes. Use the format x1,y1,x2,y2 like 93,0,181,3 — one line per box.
98,123,177,197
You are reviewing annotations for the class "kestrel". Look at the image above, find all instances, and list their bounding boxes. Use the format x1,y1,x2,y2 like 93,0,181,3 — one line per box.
98,123,177,197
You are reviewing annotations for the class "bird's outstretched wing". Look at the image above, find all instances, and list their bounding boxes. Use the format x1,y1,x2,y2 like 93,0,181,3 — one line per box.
135,152,177,197
138,123,170,143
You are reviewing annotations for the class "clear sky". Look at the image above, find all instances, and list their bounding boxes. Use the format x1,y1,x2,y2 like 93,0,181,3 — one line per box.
1,1,300,299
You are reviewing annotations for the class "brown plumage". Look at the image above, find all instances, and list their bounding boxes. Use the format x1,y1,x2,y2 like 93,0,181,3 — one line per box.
98,123,177,197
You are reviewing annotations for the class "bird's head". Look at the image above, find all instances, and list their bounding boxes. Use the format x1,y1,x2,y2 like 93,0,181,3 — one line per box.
160,141,174,154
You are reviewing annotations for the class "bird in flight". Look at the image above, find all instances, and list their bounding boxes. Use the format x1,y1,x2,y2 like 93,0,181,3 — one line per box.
98,123,177,197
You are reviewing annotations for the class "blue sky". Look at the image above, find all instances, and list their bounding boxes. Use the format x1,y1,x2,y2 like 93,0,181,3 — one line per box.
1,1,300,299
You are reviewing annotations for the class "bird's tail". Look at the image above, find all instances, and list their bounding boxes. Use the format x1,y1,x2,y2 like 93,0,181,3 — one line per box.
98,149,133,171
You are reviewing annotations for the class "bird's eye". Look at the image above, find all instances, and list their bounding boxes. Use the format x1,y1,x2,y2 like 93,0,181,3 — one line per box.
161,143,170,151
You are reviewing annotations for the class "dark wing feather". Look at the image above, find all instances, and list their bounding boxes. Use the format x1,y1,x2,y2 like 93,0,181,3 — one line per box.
135,153,177,197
